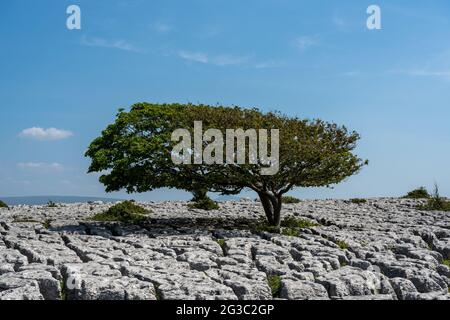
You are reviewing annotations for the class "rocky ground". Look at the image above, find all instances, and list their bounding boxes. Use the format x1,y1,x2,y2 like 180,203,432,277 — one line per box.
0,198,449,300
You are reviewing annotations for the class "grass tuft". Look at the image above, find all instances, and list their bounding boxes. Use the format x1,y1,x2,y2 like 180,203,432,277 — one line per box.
267,275,282,298
336,240,349,250
417,184,450,212
281,216,319,229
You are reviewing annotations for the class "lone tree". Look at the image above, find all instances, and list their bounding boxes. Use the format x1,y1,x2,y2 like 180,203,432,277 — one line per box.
86,103,367,227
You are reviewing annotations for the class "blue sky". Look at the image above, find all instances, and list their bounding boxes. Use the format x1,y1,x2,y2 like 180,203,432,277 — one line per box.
1,0,450,200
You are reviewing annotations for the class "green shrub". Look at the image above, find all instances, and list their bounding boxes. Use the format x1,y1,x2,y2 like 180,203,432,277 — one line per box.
43,219,52,229
442,259,450,267
252,220,280,234
281,228,300,237
336,240,349,250
47,200,58,208
282,196,301,204
417,184,450,212
91,201,150,223
253,217,318,236
281,216,319,229
0,200,8,208
12,218,40,224
403,187,430,199
267,275,282,298
216,239,226,253
350,198,367,204
188,197,219,211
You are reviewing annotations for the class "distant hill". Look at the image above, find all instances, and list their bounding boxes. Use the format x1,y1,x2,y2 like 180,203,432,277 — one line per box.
0,196,125,206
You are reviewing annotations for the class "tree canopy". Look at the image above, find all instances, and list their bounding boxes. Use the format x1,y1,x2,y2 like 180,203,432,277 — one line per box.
86,103,367,226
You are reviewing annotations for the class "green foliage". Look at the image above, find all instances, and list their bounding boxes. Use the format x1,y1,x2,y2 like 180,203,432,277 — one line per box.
281,228,300,237
417,184,450,212
86,103,366,226
267,275,282,298
403,187,430,199
282,196,301,204
43,219,52,229
253,220,281,234
281,216,319,229
254,216,318,236
60,280,67,300
47,200,58,208
91,201,150,223
336,240,349,250
188,190,220,210
0,200,8,208
188,198,220,211
442,259,450,267
216,239,226,253
350,198,367,204
12,218,40,224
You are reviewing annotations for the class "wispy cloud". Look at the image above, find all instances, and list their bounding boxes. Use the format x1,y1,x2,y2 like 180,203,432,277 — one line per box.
17,162,64,171
19,127,73,141
333,15,345,29
253,60,285,69
153,22,173,34
337,71,363,77
80,36,140,52
389,69,450,78
178,51,249,66
407,70,450,77
178,51,209,64
293,36,320,52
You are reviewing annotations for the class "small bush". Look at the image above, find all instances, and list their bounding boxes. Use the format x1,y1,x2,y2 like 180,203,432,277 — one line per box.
47,200,58,208
281,216,318,229
0,200,8,208
281,228,299,237
91,201,150,223
188,197,219,211
282,196,301,204
350,198,367,204
253,217,318,236
251,218,280,233
442,259,450,267
417,184,450,212
336,240,349,250
403,187,430,199
216,239,226,253
43,219,52,229
267,275,282,298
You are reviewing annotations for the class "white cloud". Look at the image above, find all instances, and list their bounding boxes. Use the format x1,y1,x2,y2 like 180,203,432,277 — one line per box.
17,162,64,171
293,36,320,52
408,70,450,77
337,71,363,77
19,127,73,141
389,68,450,78
178,51,249,66
178,51,209,64
153,22,173,34
80,36,139,52
253,60,285,69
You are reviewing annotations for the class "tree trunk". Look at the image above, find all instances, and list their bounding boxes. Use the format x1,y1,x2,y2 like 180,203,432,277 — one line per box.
258,192,282,227
192,189,208,202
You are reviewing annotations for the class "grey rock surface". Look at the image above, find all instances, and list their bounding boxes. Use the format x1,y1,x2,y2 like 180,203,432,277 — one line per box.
0,198,449,300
